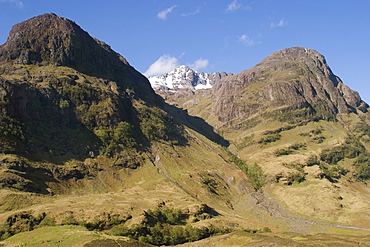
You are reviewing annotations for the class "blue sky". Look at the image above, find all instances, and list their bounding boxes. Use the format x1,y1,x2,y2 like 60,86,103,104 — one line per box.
0,0,369,103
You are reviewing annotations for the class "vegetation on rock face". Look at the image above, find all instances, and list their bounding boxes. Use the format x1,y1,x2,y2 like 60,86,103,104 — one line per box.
0,61,189,167
138,105,185,144
0,115,24,153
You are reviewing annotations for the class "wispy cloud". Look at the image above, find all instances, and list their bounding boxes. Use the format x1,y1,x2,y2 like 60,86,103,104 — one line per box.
226,0,242,12
157,5,177,20
181,8,201,17
144,54,180,77
271,19,288,28
188,58,209,71
238,34,257,47
226,0,251,12
0,0,24,8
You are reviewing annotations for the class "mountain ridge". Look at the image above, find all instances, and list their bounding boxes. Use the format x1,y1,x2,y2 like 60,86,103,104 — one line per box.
158,46,370,233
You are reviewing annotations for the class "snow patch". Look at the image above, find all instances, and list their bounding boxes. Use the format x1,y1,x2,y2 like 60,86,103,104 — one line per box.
148,65,232,91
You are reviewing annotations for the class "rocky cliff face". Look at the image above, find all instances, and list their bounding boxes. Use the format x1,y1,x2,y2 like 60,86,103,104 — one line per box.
212,47,368,123
148,65,232,91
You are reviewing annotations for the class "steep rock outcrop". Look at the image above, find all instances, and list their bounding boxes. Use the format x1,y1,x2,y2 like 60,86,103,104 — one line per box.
213,47,368,123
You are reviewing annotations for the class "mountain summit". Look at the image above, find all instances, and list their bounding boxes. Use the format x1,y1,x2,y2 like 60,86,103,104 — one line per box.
213,47,368,123
0,13,180,161
148,65,232,91
0,13,154,100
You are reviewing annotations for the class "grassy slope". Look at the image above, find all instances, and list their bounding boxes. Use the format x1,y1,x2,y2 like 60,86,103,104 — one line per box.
2,226,370,247
1,77,370,244
161,90,370,231
179,230,370,247
0,126,272,245
0,225,153,247
1,114,370,245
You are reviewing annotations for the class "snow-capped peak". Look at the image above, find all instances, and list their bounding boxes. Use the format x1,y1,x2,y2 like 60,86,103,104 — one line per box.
148,66,232,91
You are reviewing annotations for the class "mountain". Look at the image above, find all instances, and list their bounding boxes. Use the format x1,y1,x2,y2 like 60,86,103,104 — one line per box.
0,13,175,162
0,13,154,101
1,14,370,246
155,47,370,237
212,47,368,124
148,65,232,91
0,13,264,246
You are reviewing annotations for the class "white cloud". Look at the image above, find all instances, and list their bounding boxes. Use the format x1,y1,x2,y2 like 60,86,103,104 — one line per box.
181,8,201,17
144,54,179,77
271,19,288,28
0,0,24,8
238,34,256,46
157,5,177,20
226,0,242,12
188,58,209,71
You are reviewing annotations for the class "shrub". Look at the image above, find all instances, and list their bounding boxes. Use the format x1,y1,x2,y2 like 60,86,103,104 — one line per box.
228,151,265,191
139,106,170,141
109,225,131,236
84,213,130,231
306,155,320,166
144,207,186,226
355,122,370,136
311,128,323,135
61,215,78,225
95,121,137,156
282,162,304,173
259,133,281,144
110,219,231,246
287,172,305,184
275,148,293,156
320,136,366,165
228,151,248,173
202,175,212,185
260,227,272,233
1,212,46,239
313,136,326,143
248,163,266,191
38,217,56,227
320,147,345,165
275,143,306,157
290,143,306,150
317,163,348,182
354,154,370,180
